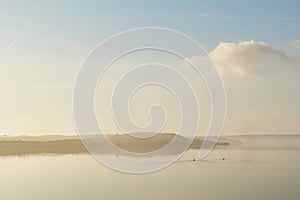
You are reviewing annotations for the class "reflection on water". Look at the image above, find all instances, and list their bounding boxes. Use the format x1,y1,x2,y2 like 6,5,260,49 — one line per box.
0,149,300,200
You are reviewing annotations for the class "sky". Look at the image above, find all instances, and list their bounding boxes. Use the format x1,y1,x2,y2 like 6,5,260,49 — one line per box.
0,0,299,135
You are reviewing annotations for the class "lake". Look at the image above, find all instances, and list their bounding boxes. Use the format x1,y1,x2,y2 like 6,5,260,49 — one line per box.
0,148,299,200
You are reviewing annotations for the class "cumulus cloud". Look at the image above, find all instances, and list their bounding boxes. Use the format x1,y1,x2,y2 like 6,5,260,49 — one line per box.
209,40,299,75
293,40,300,50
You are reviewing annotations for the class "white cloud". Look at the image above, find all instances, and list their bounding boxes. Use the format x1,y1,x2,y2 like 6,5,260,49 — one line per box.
209,40,299,75
293,40,300,49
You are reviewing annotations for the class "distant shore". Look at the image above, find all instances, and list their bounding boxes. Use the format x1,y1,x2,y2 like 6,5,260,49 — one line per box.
1,134,299,156
0,133,235,156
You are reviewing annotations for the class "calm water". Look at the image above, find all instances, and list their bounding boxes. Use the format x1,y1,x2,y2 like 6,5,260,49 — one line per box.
0,149,299,200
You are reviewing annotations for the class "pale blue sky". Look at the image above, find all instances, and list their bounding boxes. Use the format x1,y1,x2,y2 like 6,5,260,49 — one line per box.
1,0,300,49
0,1,299,135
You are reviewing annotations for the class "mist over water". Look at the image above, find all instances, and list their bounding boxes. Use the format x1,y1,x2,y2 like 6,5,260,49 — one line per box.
1,135,300,200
